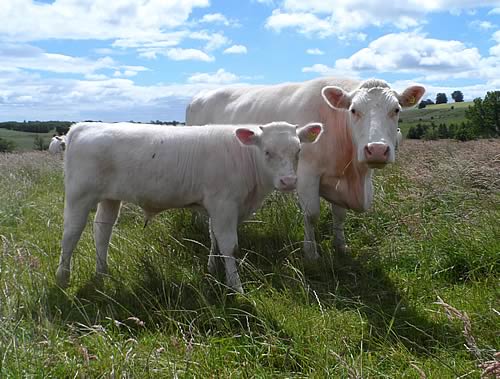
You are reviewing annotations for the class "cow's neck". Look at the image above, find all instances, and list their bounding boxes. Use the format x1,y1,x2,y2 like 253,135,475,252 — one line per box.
319,106,374,211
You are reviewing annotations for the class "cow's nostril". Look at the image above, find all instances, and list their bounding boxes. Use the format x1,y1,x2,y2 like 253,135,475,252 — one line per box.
364,145,372,155
384,146,390,156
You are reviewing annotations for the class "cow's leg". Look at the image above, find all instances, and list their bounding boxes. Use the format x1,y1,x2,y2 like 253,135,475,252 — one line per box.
56,195,96,288
207,217,220,275
297,172,321,260
94,199,121,277
208,205,242,293
331,204,350,253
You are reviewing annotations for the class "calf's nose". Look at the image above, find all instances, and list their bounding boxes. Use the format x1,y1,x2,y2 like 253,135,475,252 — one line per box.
280,175,297,189
364,143,390,163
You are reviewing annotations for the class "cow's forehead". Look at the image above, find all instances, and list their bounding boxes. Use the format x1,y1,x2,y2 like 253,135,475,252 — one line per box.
353,87,399,108
262,130,299,151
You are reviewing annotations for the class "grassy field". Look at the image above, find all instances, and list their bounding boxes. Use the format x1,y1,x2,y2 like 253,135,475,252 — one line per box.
0,128,55,151
0,140,499,377
399,102,471,136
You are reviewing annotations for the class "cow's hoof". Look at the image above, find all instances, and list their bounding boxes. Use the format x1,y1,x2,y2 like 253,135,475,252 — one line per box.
55,266,70,288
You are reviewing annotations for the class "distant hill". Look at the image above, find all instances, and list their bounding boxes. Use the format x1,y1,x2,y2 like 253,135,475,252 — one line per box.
399,102,471,136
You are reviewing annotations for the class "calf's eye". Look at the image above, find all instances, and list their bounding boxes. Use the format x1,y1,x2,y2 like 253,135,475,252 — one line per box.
351,109,356,115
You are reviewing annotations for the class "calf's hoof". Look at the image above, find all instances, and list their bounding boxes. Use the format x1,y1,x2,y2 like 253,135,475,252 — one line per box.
303,242,320,261
55,266,70,288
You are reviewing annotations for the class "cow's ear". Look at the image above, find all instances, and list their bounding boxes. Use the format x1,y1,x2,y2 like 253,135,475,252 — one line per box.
297,122,323,144
322,86,352,110
398,85,425,108
236,128,260,146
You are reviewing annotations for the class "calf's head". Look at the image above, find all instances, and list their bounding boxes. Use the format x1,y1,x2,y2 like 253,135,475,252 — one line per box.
322,80,425,168
236,121,323,191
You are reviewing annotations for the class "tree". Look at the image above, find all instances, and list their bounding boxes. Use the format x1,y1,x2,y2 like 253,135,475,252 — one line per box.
451,90,464,102
436,93,448,104
418,101,427,109
465,91,500,137
0,137,15,152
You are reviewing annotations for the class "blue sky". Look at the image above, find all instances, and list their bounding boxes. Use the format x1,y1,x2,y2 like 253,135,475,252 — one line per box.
1,0,499,122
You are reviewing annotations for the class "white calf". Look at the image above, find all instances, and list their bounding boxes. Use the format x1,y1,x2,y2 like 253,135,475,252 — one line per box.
55,121,322,293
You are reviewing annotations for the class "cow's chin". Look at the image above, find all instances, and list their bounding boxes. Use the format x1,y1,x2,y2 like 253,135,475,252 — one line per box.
367,162,388,169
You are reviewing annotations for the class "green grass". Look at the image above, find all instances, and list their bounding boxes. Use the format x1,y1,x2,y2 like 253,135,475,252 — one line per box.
0,143,498,378
399,102,471,136
0,128,55,151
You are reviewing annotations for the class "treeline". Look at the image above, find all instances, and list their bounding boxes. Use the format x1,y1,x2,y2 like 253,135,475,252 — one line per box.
408,91,500,141
0,121,73,134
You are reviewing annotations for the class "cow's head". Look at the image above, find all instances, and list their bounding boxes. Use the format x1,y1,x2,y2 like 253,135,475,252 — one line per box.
236,121,323,191
322,80,425,168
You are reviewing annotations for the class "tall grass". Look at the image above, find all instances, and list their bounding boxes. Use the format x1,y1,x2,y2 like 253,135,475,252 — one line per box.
0,142,498,377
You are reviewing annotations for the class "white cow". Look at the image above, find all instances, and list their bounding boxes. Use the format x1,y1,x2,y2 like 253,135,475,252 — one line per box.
187,78,425,259
48,135,66,154
395,128,403,150
55,121,323,293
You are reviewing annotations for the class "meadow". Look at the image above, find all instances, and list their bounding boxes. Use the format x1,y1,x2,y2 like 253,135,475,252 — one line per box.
0,139,498,377
0,128,55,151
398,102,471,136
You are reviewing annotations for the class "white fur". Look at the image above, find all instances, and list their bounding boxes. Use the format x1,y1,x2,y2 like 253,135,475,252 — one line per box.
55,121,322,293
48,135,66,154
186,77,424,258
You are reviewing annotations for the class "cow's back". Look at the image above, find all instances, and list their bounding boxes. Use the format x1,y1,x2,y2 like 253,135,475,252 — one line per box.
186,77,359,126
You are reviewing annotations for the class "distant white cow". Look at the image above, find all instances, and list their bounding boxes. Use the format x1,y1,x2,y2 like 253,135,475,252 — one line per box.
187,78,425,259
395,128,403,150
48,135,66,154
55,121,322,293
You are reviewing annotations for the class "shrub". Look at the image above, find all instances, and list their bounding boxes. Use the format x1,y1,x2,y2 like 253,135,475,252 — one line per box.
0,137,16,152
33,135,48,151
453,122,476,141
424,127,439,140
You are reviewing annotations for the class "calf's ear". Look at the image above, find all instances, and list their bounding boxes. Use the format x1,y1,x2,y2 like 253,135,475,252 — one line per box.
322,86,352,110
398,85,425,108
236,128,261,146
297,122,323,144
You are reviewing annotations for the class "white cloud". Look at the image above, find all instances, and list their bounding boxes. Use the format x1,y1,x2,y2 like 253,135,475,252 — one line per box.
187,68,240,84
198,13,239,27
0,69,254,121
470,20,497,30
0,0,210,42
302,63,359,78
306,48,324,55
265,0,500,38
334,33,482,75
223,45,248,54
0,43,117,74
165,48,214,62
304,32,500,85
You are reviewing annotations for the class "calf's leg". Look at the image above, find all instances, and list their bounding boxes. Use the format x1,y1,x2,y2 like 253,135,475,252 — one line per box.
207,218,220,275
56,195,96,288
94,199,121,277
208,205,242,293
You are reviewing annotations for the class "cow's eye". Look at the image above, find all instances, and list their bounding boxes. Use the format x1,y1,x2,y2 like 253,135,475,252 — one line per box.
351,108,356,115
265,151,272,158
394,108,400,114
